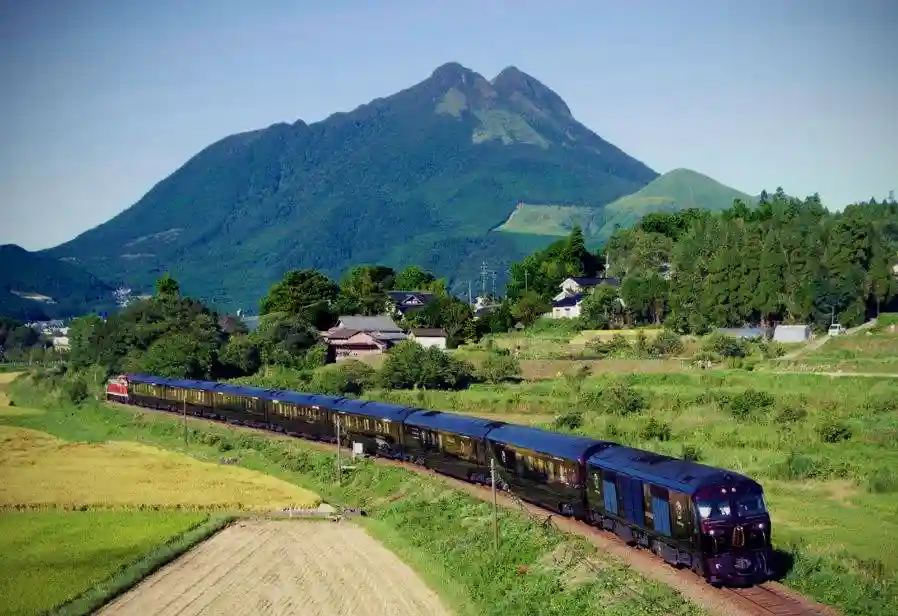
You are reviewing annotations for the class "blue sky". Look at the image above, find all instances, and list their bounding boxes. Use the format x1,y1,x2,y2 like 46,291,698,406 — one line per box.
1,0,895,250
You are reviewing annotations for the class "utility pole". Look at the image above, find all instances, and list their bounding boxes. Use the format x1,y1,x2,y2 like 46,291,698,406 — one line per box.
490,270,497,299
468,280,472,306
480,261,488,299
182,396,187,448
524,270,528,292
490,457,499,552
335,414,342,486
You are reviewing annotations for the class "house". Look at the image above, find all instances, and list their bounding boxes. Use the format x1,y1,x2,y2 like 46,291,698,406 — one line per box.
51,336,70,350
551,294,585,319
408,328,447,349
472,295,501,319
386,291,436,316
773,324,812,343
323,315,408,360
553,277,620,302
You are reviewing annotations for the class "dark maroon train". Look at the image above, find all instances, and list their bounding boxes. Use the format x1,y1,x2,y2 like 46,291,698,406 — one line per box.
107,372,773,586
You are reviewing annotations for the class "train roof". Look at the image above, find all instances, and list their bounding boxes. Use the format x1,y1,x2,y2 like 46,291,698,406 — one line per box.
336,399,419,421
486,424,615,462
586,445,760,495
405,410,504,439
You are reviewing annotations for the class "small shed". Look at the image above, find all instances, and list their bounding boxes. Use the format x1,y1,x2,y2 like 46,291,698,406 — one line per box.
408,328,448,349
773,324,812,343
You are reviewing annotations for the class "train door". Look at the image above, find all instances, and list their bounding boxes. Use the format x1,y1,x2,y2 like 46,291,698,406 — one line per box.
618,475,645,527
650,486,672,537
602,471,619,515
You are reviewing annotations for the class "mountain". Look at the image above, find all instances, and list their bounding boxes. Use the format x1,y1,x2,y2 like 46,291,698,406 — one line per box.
494,168,755,242
596,168,757,237
0,245,117,320
37,62,659,311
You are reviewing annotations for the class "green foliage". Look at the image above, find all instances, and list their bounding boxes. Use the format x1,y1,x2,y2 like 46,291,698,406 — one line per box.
218,335,262,377
553,409,584,430
63,377,89,405
154,273,180,298
817,418,852,443
680,444,702,462
604,381,647,415
650,330,683,356
728,389,775,419
258,269,340,329
579,284,625,329
639,416,672,441
509,291,550,327
703,332,749,358
248,313,319,369
379,341,473,390
475,352,521,384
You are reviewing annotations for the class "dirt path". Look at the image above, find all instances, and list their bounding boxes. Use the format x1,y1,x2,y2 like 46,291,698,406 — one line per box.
777,319,877,361
0,372,22,406
98,520,453,616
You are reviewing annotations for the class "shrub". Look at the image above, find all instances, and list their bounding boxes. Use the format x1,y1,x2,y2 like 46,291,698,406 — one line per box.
702,332,748,358
640,417,672,441
681,444,702,462
774,453,831,480
775,404,808,424
63,377,89,405
379,341,473,390
605,382,647,415
651,330,684,357
553,410,584,430
476,352,521,384
728,389,775,419
867,469,898,493
817,418,852,443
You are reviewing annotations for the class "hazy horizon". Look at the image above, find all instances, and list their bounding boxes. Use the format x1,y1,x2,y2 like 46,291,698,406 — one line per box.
1,0,896,251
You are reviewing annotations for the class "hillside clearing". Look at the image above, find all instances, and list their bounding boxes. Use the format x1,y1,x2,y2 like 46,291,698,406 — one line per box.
99,520,453,616
0,426,319,511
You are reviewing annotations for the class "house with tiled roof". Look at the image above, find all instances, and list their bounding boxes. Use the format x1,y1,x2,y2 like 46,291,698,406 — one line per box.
549,276,622,319
385,291,436,316
323,315,408,361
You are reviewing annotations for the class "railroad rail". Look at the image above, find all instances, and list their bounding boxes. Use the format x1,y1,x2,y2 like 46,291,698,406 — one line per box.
113,401,840,616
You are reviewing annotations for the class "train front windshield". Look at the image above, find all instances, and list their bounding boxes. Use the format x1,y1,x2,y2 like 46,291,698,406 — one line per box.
697,490,768,521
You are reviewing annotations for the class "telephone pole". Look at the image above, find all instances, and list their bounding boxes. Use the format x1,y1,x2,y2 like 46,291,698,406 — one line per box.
490,270,497,299
335,414,342,485
490,457,499,551
480,261,488,299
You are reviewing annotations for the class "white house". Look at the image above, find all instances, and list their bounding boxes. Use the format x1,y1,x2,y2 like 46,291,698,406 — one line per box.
51,336,70,350
551,294,584,319
408,328,448,349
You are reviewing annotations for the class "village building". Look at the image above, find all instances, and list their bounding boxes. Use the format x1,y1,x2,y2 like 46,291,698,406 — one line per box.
407,328,448,349
385,291,436,316
549,276,621,319
772,324,812,343
323,315,407,361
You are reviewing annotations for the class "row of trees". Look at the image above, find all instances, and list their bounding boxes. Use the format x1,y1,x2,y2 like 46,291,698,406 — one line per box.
501,191,898,333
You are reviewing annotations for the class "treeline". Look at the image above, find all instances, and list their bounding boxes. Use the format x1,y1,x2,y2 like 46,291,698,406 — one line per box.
0,316,61,363
504,191,898,333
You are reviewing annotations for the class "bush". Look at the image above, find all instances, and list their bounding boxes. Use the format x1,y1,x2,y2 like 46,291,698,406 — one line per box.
817,418,852,443
681,444,702,462
728,389,775,419
651,330,684,357
586,334,633,358
379,341,473,390
553,410,584,430
640,417,671,441
775,404,808,424
702,332,748,358
476,352,521,384
63,377,89,405
867,469,898,493
605,382,647,415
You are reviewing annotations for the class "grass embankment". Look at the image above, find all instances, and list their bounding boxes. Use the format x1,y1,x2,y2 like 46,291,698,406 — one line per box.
782,315,898,374
0,374,319,616
5,375,706,616
365,369,898,616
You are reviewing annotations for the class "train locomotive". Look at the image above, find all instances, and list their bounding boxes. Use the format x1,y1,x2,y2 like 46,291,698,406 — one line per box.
107,372,773,586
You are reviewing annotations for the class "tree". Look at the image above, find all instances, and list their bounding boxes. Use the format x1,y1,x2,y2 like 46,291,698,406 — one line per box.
155,274,180,298
259,269,339,329
219,335,262,376
393,265,445,293
580,284,625,329
510,291,550,327
379,341,473,390
339,265,395,316
249,313,319,368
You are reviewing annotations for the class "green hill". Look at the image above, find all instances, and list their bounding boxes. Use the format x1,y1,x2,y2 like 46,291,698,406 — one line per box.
595,168,757,239
0,245,117,320
35,63,659,310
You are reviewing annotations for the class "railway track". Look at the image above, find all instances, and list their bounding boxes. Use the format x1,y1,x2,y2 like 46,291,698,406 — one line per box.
114,402,840,616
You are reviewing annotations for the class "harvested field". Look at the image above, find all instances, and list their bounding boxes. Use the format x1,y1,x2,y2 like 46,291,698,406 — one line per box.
99,520,453,616
0,426,319,511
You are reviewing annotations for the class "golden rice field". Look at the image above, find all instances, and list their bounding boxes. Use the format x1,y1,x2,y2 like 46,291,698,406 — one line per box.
0,426,320,511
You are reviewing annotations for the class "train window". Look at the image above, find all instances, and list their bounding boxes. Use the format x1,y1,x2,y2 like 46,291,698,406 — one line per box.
735,493,767,516
696,498,732,520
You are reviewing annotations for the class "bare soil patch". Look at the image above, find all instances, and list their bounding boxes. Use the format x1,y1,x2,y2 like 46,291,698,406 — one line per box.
99,519,453,616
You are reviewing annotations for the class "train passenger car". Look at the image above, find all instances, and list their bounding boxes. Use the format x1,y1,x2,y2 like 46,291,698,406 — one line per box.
585,446,772,585
485,424,615,518
266,390,343,441
402,410,504,484
334,399,416,458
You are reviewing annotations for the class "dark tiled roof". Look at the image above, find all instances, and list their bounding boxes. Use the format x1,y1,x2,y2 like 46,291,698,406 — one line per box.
552,293,584,308
410,328,446,337
570,277,603,286
336,315,402,332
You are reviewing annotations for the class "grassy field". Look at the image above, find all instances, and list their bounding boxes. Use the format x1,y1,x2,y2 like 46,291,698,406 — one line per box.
0,373,318,616
0,510,220,616
5,376,706,616
494,203,604,236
